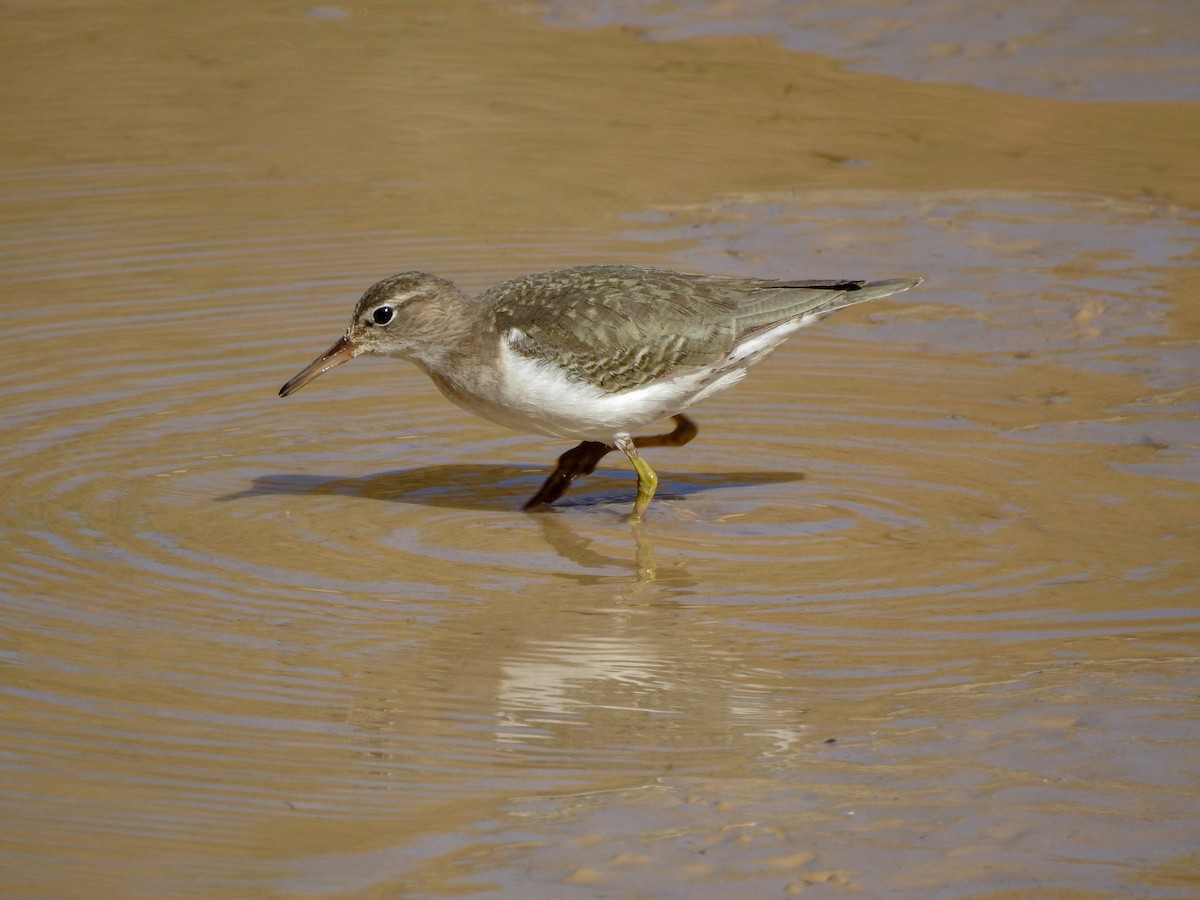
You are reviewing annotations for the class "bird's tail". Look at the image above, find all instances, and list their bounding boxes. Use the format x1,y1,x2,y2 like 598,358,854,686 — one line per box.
736,276,922,333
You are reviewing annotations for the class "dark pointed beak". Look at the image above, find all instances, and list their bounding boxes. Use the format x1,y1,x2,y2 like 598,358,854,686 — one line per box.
279,335,362,397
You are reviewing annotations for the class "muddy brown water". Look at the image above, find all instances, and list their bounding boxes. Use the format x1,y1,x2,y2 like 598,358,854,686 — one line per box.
2,1,1198,897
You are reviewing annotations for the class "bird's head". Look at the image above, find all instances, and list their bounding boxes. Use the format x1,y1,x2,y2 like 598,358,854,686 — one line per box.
279,272,467,397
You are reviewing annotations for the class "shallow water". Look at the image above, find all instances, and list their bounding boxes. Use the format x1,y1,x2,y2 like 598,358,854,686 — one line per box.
2,1,1198,897
536,0,1200,100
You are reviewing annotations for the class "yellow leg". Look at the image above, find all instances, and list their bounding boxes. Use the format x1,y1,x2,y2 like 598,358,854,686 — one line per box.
631,413,697,451
614,434,658,522
524,414,698,515
622,414,696,520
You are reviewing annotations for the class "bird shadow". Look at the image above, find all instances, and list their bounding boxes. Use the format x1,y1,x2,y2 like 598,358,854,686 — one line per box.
220,464,805,513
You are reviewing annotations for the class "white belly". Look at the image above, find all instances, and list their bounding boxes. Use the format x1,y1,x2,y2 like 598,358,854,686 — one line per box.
431,318,809,442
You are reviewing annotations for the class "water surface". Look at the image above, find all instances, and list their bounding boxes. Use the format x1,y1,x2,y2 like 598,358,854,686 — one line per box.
1,1,1198,897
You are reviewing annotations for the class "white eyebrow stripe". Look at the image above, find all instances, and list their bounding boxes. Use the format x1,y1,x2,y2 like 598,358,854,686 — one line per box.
384,290,422,306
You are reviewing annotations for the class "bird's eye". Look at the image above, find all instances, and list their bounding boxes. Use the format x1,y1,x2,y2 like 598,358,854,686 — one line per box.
371,306,394,326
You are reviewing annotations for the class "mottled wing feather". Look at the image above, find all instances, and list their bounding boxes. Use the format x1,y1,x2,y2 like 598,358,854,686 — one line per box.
482,266,901,393
487,267,741,391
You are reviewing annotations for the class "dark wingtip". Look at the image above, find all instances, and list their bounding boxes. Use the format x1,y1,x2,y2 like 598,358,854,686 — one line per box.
768,279,867,291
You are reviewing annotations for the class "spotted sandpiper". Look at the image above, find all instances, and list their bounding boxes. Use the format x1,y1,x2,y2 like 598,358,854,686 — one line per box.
280,265,920,520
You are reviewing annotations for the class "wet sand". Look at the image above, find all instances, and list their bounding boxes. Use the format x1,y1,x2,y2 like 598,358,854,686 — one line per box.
1,1,1197,897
